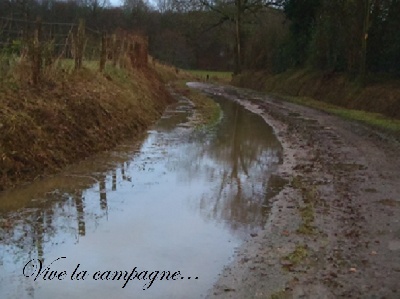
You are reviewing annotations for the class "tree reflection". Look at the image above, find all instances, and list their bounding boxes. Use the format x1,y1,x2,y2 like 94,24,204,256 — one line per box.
74,190,86,236
0,96,283,290
178,98,282,232
99,175,108,211
121,162,126,180
0,141,140,288
0,175,110,270
32,209,44,262
112,170,117,191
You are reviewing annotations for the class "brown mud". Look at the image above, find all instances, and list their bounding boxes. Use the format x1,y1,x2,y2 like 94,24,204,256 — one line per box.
187,83,400,299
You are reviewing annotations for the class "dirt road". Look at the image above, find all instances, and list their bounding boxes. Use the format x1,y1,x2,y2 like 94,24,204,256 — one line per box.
188,83,400,299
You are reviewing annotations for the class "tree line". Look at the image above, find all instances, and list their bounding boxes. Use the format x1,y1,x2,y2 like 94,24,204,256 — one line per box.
1,0,399,78
282,0,400,81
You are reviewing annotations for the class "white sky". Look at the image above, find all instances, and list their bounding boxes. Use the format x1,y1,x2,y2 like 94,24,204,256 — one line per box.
109,0,122,7
108,0,157,8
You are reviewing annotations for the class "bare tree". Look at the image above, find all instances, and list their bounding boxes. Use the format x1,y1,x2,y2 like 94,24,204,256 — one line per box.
193,0,284,74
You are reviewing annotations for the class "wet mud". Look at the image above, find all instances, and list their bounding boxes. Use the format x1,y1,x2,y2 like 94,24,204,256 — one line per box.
187,82,400,299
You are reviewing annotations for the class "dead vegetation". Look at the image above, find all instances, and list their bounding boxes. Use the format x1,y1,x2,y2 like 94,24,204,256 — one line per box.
0,63,174,191
0,18,177,191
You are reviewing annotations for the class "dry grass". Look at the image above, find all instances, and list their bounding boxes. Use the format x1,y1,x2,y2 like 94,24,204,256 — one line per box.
0,61,173,191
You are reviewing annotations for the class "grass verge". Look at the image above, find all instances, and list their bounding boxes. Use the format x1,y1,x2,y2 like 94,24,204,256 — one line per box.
186,69,233,84
277,94,400,135
233,69,400,138
171,80,221,128
150,63,222,129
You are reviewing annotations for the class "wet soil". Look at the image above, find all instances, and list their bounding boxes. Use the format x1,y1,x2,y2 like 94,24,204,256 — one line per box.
187,83,400,299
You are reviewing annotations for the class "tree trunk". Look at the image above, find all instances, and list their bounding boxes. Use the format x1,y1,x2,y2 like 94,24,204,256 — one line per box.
234,0,242,75
360,0,370,85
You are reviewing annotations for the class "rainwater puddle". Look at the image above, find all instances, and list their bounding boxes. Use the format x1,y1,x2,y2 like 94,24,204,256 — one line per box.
0,88,282,298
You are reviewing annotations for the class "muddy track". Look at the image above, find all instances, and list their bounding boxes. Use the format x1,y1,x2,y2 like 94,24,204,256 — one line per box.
187,83,400,299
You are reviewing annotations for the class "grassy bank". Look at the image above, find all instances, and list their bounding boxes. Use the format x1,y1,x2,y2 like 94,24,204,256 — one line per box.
279,95,400,133
173,81,221,128
232,69,400,135
0,63,174,191
151,64,222,128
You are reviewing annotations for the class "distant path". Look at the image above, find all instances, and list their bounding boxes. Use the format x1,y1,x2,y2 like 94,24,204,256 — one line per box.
188,82,400,299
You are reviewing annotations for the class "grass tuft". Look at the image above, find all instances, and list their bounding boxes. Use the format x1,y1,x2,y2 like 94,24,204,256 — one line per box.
283,244,309,266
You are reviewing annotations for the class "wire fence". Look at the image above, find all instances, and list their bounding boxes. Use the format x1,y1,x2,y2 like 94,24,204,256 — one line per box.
2,17,74,57
0,16,149,84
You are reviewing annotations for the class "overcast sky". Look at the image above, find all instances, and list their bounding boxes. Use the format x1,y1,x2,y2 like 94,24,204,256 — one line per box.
109,0,122,7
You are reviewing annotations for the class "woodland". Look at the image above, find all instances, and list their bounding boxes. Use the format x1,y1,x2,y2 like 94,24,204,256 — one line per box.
1,0,399,81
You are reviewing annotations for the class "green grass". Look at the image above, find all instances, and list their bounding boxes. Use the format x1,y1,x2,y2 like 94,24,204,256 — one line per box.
150,63,223,128
276,94,400,134
103,64,132,85
283,244,309,266
55,59,99,73
270,290,290,299
291,176,317,235
297,204,315,235
186,69,233,83
171,79,221,128
190,91,221,129
330,108,400,131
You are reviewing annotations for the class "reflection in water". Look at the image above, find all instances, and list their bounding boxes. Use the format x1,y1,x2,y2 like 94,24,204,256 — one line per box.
99,175,108,211
0,93,282,299
121,162,126,180
172,97,282,233
74,190,86,236
112,170,117,192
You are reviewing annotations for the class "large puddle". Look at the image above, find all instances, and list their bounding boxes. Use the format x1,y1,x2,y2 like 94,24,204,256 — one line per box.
0,86,282,298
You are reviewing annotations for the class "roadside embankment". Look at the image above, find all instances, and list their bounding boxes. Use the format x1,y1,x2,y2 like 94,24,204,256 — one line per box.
232,69,400,126
0,64,174,191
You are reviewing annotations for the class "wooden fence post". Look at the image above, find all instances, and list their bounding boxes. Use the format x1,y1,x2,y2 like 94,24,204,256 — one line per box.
31,17,42,85
74,19,85,70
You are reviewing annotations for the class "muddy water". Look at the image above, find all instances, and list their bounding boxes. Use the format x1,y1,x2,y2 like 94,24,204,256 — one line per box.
0,87,282,299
